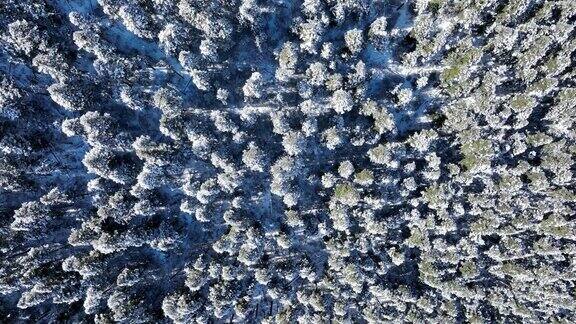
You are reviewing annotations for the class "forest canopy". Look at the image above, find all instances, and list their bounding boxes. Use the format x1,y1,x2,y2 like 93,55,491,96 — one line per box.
0,0,575,322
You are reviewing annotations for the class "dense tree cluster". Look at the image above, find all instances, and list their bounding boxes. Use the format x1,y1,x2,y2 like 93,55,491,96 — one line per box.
0,0,575,322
